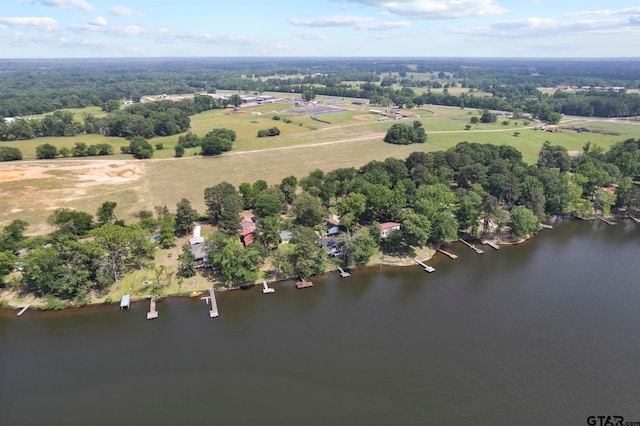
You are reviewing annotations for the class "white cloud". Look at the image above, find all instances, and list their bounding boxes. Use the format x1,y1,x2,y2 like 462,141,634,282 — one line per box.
26,0,93,11
289,15,374,27
89,16,107,27
289,15,409,30
294,30,327,40
492,17,628,34
68,22,144,36
343,0,506,19
0,16,59,32
110,5,137,17
462,16,638,39
567,7,640,17
366,21,410,30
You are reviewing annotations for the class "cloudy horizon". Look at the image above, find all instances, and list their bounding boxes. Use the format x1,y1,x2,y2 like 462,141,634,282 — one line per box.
1,0,639,58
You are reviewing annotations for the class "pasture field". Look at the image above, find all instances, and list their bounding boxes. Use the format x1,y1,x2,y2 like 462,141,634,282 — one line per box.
1,102,638,234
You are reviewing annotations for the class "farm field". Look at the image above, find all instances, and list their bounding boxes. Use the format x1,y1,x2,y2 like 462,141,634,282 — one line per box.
1,102,638,235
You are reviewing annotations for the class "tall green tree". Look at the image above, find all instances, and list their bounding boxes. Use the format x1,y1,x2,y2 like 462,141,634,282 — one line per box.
292,192,325,227
509,206,539,238
158,212,176,248
337,228,378,266
36,143,57,159
177,243,196,278
128,136,154,159
175,198,198,236
97,201,118,225
204,182,243,233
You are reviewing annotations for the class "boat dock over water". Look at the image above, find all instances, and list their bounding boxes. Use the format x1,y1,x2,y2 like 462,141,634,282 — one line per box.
296,279,313,289
482,240,500,250
262,281,275,294
120,294,130,309
596,216,616,226
436,248,458,259
338,267,351,278
459,238,484,254
414,258,435,272
539,223,554,229
146,295,158,320
16,304,30,316
201,288,219,318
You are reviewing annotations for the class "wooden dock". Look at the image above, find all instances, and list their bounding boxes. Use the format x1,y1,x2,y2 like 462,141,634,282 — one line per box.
16,304,30,316
200,288,219,318
596,216,616,226
338,267,351,278
296,279,314,289
414,258,435,272
436,248,458,259
146,295,158,320
459,238,484,254
120,294,130,309
262,280,275,294
628,214,640,223
482,240,500,250
539,223,554,229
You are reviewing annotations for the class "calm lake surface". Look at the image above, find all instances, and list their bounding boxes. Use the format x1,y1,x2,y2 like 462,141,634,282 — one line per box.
1,219,640,425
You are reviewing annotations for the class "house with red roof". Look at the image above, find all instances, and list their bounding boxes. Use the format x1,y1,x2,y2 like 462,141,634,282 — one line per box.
379,222,401,239
240,214,256,246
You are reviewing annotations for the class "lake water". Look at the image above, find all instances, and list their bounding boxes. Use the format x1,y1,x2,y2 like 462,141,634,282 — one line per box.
1,219,640,425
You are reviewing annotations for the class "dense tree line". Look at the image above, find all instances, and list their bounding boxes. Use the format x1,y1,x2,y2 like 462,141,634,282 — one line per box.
0,96,229,142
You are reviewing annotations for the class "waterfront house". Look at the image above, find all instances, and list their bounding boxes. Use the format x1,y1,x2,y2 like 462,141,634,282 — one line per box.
379,222,401,238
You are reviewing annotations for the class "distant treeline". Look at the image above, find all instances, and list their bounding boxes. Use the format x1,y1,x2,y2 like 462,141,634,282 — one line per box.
2,58,640,119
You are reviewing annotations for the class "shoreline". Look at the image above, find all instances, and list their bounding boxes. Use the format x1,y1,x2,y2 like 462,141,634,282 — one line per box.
0,215,622,312
0,245,440,311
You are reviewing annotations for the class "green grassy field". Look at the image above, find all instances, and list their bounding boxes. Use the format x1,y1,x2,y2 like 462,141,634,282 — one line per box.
2,102,638,234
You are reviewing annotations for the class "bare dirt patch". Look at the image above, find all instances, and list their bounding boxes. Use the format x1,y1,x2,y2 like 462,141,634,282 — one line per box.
0,160,146,234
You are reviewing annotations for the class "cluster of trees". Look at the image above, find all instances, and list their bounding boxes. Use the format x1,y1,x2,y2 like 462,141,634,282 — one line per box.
34,141,114,159
4,134,640,302
0,146,22,161
257,127,280,138
383,121,426,145
174,128,237,157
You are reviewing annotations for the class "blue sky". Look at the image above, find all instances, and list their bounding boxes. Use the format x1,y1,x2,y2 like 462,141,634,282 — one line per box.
1,0,640,58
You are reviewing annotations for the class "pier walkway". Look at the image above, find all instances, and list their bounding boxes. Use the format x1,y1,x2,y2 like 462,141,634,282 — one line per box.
414,258,435,272
459,239,484,254
539,223,554,229
201,288,219,318
262,281,275,294
16,304,30,316
338,267,351,278
146,295,158,320
596,216,616,226
482,240,500,250
436,248,458,259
